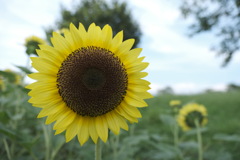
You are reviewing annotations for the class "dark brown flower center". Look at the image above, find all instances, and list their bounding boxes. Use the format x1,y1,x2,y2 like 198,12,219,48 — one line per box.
185,111,204,128
57,46,128,117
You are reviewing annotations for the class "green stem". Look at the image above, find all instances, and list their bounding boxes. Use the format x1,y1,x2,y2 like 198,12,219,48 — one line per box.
113,135,119,160
195,119,203,160
95,139,102,160
173,121,179,148
42,124,51,160
3,138,12,160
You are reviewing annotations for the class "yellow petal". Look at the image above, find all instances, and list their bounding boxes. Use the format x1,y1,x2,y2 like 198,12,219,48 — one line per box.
115,39,135,56
54,127,66,135
69,23,83,50
44,104,68,124
87,24,101,46
26,81,56,90
124,91,148,107
51,32,73,55
77,117,90,146
65,116,83,142
110,31,123,52
128,79,151,85
95,116,108,143
120,101,142,118
28,73,56,82
127,62,149,73
112,110,129,131
36,49,62,66
89,117,98,144
31,57,58,74
39,44,66,61
37,102,65,118
29,88,59,98
116,106,138,123
106,112,120,135
128,84,150,92
121,48,142,65
53,110,76,130
128,72,148,79
101,24,113,49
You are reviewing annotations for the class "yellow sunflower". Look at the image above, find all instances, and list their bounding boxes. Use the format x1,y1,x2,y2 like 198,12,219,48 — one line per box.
177,103,207,131
169,100,181,107
0,77,5,91
4,69,22,85
25,35,47,56
26,23,152,145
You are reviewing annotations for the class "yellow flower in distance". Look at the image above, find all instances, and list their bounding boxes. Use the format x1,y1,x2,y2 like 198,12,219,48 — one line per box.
177,103,207,131
4,69,22,85
169,100,181,107
27,23,152,145
25,36,47,56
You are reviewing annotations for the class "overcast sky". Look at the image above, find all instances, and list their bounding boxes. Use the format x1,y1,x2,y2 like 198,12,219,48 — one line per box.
0,0,240,94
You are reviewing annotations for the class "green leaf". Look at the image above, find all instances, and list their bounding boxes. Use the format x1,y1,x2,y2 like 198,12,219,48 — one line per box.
15,65,32,74
0,125,18,139
213,133,240,142
179,141,198,149
184,127,208,136
0,111,10,124
159,114,176,126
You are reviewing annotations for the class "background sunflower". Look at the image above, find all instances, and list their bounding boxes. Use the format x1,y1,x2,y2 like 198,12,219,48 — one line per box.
177,103,208,131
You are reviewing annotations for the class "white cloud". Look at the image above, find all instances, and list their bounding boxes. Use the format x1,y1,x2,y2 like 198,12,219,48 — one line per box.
150,82,228,95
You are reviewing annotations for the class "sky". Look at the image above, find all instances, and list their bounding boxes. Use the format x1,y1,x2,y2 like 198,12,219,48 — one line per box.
0,0,240,94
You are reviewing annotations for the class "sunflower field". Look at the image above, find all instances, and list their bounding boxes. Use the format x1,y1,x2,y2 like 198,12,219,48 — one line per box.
1,0,240,159
0,67,240,160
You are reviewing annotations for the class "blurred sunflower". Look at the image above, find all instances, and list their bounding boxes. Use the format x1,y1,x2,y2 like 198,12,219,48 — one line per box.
0,77,5,91
169,100,181,107
177,103,207,131
27,23,152,145
25,36,47,56
4,69,22,85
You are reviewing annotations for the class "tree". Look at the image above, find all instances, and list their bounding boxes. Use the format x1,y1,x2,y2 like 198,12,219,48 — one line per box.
45,0,141,48
180,0,240,66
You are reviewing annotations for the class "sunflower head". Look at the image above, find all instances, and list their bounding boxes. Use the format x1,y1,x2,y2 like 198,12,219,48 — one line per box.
24,36,47,56
3,69,22,85
26,23,152,145
169,100,181,107
0,77,5,92
177,103,208,131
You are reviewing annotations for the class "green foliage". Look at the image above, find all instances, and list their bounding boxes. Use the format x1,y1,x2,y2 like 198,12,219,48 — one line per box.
180,0,240,66
45,0,141,48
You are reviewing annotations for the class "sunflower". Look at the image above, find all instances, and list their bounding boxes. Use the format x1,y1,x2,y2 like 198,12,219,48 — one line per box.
27,23,152,145
0,77,5,91
177,103,207,131
25,36,47,56
4,69,22,85
169,100,181,107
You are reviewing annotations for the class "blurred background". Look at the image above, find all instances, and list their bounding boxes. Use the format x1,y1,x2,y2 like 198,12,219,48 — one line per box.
0,0,240,160
1,0,239,94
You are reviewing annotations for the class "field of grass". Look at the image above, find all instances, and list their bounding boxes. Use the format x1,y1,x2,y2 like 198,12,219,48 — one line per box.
0,77,240,160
